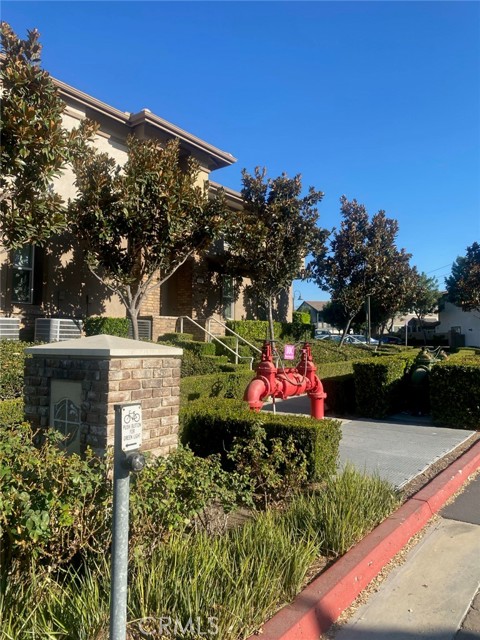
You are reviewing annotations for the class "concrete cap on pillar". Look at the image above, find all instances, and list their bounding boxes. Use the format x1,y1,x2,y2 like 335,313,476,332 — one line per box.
25,334,183,358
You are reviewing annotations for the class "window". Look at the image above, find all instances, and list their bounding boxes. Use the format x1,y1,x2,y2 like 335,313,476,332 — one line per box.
222,277,234,320
12,245,35,304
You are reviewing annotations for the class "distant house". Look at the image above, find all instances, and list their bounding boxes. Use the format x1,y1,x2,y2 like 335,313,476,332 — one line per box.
0,73,294,341
437,301,480,348
296,301,334,329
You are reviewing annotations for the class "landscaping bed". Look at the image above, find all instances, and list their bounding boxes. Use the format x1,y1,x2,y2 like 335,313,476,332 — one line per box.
1,337,479,639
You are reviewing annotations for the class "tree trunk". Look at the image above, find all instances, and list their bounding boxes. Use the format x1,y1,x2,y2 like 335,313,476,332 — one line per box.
267,295,275,342
339,316,354,347
128,306,139,341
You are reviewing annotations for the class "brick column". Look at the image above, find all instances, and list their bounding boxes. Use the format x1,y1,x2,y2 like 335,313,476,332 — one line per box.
24,335,182,457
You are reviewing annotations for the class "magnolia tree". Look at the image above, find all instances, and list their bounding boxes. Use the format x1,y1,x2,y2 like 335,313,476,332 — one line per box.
69,136,228,339
310,196,411,345
0,22,95,249
406,270,440,317
446,242,480,313
223,167,326,340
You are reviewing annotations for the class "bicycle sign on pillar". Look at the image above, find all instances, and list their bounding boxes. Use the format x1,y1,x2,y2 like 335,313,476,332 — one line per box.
121,403,142,452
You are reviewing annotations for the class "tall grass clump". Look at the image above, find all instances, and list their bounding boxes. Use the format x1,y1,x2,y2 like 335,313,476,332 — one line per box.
284,464,401,556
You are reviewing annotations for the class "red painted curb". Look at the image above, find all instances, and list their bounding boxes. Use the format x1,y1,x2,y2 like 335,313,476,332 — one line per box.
249,439,480,640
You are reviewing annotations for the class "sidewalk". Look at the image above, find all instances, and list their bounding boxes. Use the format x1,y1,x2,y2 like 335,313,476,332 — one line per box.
330,474,480,640
253,397,480,640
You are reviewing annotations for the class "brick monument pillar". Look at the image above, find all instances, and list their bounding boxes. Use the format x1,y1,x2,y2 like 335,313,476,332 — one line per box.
24,335,183,457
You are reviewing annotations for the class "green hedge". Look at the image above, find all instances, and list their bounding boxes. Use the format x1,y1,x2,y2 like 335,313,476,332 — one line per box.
430,359,480,428
180,352,229,378
175,340,216,357
353,352,417,418
214,336,254,363
181,371,255,404
226,320,286,343
158,332,194,343
0,340,31,400
84,316,130,337
322,375,356,416
181,398,342,482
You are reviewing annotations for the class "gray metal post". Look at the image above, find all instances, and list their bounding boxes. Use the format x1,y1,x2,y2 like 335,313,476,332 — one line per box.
110,406,130,640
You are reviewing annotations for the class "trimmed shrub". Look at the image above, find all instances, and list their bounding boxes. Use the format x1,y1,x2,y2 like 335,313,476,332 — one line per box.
0,340,31,400
430,359,480,428
180,371,254,404
317,361,356,378
158,332,194,342
286,312,314,341
84,316,130,337
180,352,229,378
226,320,284,344
181,398,342,482
322,374,356,416
214,336,255,364
353,352,417,418
293,311,311,325
175,340,216,356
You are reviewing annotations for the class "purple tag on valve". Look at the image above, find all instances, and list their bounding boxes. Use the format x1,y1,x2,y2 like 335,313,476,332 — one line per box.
284,344,295,360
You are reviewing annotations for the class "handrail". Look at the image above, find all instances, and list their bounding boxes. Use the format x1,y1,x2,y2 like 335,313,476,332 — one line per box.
206,317,262,354
178,316,255,369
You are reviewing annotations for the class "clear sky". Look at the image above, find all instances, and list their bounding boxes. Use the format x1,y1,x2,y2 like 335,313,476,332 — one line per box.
2,1,480,304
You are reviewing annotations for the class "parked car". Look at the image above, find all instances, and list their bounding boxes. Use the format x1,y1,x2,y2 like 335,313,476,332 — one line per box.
344,334,379,345
314,330,332,339
316,334,342,342
378,335,402,345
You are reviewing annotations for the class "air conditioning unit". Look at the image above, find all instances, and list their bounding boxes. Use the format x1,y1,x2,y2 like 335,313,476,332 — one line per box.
0,317,20,340
128,318,152,341
35,318,83,343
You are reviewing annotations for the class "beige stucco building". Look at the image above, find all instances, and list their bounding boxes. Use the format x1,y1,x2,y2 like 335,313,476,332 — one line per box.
1,75,293,341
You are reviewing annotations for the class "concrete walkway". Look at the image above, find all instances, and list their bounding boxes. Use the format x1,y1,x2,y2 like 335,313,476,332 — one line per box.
255,395,480,640
263,396,475,488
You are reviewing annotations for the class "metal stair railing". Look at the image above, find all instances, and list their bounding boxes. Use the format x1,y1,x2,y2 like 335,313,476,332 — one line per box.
207,317,262,357
178,316,259,369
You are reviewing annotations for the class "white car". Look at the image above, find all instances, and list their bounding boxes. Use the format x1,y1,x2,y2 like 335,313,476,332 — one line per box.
345,334,379,345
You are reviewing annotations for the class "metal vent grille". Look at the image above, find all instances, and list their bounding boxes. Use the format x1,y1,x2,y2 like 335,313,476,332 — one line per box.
34,318,83,343
128,319,152,341
0,318,20,340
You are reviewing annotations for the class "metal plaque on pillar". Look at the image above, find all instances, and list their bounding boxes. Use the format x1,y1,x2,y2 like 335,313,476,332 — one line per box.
120,403,142,452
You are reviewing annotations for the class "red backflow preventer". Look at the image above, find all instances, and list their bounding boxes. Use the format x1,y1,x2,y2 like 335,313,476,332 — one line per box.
244,341,327,419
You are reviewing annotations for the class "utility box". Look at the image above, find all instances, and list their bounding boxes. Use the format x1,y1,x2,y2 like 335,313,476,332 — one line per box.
24,335,183,456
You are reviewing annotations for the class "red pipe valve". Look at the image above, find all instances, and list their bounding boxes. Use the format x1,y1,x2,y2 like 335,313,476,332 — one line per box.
244,341,327,419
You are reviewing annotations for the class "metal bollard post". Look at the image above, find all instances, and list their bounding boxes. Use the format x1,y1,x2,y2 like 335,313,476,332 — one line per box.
110,403,145,640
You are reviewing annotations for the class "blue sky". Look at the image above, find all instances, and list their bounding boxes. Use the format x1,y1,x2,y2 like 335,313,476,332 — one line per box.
2,1,480,304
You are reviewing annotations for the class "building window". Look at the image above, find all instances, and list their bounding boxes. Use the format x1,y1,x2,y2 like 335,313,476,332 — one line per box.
222,277,234,320
12,245,35,304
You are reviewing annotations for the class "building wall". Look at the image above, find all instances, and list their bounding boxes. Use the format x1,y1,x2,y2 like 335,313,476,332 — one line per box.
1,79,294,340
437,302,480,347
